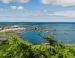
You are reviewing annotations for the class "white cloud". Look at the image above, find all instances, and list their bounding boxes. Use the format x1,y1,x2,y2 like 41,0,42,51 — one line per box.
41,0,51,4
0,0,30,3
41,0,75,6
52,11,75,17
17,0,30,3
10,6,17,10
0,15,75,22
17,6,24,10
0,0,12,3
0,10,75,22
10,6,24,11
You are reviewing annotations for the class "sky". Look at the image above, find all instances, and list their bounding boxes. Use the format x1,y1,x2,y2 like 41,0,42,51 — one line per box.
0,0,75,22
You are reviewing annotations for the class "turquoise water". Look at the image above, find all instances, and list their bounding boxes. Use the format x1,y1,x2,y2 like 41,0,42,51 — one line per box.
17,30,48,44
16,23,75,44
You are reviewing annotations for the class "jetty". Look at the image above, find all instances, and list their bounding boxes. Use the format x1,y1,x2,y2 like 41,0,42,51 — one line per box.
25,27,55,31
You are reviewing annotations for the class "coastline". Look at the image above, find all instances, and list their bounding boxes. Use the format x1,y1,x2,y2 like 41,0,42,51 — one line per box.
0,28,26,32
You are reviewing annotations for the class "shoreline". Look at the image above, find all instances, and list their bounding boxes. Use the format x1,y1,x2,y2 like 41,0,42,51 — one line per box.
0,28,26,32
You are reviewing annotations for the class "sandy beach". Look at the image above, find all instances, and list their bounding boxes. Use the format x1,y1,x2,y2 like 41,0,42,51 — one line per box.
0,28,26,32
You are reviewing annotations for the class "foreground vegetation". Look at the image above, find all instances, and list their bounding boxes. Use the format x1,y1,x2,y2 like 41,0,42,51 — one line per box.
0,34,75,58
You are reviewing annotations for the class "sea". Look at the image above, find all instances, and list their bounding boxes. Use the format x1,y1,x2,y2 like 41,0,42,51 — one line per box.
0,22,75,44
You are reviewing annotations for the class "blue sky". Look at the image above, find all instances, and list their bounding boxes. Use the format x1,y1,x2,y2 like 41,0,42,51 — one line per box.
0,0,75,22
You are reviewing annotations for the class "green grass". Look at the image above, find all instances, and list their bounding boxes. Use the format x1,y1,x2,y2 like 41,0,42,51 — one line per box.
0,32,7,35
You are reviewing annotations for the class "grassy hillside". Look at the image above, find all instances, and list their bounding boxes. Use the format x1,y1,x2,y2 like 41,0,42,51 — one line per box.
0,35,75,58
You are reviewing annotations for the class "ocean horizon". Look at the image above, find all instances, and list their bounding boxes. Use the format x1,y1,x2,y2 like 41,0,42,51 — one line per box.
0,22,75,25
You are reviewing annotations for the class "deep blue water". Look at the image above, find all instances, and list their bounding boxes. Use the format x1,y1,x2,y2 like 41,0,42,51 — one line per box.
0,22,75,44
0,22,75,25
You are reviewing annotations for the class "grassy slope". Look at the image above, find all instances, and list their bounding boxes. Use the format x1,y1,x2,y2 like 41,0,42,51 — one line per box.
0,35,75,58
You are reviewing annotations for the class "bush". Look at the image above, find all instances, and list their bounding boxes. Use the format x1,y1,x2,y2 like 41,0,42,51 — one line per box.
0,35,75,58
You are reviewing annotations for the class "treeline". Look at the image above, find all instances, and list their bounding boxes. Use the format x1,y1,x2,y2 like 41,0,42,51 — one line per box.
0,35,75,58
